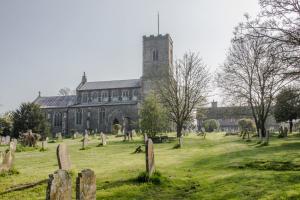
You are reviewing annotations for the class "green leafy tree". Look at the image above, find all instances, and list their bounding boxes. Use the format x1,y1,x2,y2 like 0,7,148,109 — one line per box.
140,93,169,137
12,102,50,138
203,119,220,132
0,112,13,136
274,87,300,133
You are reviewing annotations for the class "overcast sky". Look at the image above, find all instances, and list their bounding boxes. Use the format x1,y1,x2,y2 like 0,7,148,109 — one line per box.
0,0,260,114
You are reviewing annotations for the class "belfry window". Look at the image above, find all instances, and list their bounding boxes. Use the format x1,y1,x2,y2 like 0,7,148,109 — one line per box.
122,90,129,101
152,49,158,61
76,109,82,125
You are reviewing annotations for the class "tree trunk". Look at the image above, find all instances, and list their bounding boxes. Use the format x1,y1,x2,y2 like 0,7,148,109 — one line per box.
176,125,182,138
289,120,293,133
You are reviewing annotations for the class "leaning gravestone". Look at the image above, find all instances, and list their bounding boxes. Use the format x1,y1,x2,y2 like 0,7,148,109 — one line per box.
76,169,96,200
0,150,14,173
100,133,106,146
46,170,72,200
145,139,155,176
56,144,71,170
144,133,148,144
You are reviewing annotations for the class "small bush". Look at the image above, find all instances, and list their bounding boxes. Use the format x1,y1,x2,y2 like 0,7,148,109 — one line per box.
137,171,163,184
0,168,20,177
16,145,39,152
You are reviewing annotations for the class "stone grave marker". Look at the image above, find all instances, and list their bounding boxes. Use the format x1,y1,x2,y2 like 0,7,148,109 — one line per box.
42,140,48,150
56,144,71,170
5,135,10,145
100,133,106,146
57,132,63,141
76,169,96,200
46,170,72,200
179,137,183,148
82,137,88,149
144,133,148,144
9,141,16,152
0,150,14,173
145,139,155,176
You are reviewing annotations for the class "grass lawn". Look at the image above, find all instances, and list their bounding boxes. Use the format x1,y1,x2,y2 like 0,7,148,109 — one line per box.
1,133,300,200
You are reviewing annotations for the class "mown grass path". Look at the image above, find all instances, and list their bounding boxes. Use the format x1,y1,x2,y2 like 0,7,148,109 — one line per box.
1,133,300,200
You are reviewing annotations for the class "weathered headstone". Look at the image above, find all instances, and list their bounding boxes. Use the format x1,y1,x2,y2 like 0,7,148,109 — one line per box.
82,137,88,149
46,170,72,200
100,133,106,146
144,133,148,144
56,144,71,170
9,141,16,152
76,169,96,200
145,139,155,176
0,150,14,173
5,135,10,145
57,132,63,141
42,140,48,150
179,137,183,148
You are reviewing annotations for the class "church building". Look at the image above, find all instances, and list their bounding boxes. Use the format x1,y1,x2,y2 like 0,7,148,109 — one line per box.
34,34,173,136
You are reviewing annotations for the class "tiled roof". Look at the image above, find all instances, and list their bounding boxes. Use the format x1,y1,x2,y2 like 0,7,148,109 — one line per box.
34,95,77,108
78,79,141,91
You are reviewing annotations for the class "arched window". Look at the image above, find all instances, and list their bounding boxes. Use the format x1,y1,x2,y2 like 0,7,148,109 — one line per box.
101,91,108,102
112,90,119,102
54,112,62,127
122,90,129,101
152,49,158,61
82,93,88,103
92,91,98,102
132,89,139,101
76,109,82,125
99,108,105,124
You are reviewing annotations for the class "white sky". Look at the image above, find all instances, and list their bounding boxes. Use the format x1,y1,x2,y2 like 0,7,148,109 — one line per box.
0,0,260,113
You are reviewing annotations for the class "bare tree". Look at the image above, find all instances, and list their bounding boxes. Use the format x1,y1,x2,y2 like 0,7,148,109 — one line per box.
245,0,300,73
217,25,295,144
156,52,210,147
58,87,74,96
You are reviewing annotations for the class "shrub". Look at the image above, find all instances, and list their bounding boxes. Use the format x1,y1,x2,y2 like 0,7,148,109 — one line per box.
203,119,220,132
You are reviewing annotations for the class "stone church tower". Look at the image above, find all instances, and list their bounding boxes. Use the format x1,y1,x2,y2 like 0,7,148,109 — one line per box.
141,34,173,98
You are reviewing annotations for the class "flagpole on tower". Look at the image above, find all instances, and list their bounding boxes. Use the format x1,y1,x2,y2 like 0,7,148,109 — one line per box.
157,12,160,35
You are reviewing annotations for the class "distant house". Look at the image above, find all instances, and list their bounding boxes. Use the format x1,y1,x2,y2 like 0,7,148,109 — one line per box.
197,101,279,132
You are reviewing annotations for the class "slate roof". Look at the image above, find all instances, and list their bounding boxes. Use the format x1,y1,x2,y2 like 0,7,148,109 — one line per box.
34,95,77,108
78,79,141,91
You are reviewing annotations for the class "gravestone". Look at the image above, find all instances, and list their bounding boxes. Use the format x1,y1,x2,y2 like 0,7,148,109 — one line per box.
5,135,10,145
132,129,137,137
56,144,71,170
284,127,288,137
82,137,88,149
46,170,72,200
145,139,155,176
144,133,148,144
0,150,14,173
76,169,96,200
179,137,183,148
57,132,63,141
100,133,106,146
9,141,16,152
42,140,48,150
0,152,3,164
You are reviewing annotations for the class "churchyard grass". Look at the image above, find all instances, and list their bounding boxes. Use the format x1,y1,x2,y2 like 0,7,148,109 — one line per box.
1,133,300,199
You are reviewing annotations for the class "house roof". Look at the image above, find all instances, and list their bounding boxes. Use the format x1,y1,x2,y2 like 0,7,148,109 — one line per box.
34,95,77,108
78,79,141,91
